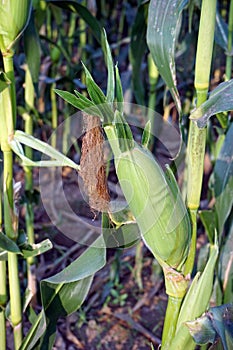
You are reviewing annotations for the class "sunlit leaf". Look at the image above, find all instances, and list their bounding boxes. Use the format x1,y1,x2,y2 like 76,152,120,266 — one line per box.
10,130,79,170
82,63,114,122
102,29,115,104
55,89,96,111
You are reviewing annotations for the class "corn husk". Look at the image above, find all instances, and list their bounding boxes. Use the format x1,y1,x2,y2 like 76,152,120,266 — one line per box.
0,0,32,53
115,142,191,270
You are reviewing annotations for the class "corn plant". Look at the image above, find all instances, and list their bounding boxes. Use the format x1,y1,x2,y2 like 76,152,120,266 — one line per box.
0,1,106,350
55,0,233,347
0,2,32,347
0,0,233,349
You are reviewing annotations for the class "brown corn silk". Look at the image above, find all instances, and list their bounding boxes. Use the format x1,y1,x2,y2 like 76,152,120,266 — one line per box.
80,114,110,212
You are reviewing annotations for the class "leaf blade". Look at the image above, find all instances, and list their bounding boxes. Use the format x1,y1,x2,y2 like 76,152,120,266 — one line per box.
213,123,233,235
190,80,233,128
147,0,188,114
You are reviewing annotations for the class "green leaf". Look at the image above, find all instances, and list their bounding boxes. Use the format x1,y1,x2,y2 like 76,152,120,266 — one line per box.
23,10,41,86
115,65,124,112
186,304,233,349
199,209,217,244
147,0,188,114
19,311,46,350
82,63,107,105
215,10,228,52
129,1,148,105
47,0,102,43
213,123,233,235
0,71,11,93
0,0,32,52
19,237,106,350
219,223,233,304
0,250,8,261
108,205,135,229
190,80,233,128
10,130,79,170
186,314,216,345
102,208,140,248
54,88,97,112
0,231,52,260
74,90,95,105
82,63,114,122
0,231,21,254
114,110,134,152
21,239,53,258
101,29,115,104
141,120,152,148
170,241,219,349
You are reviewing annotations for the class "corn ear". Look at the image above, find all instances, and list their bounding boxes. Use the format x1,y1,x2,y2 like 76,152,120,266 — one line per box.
115,142,191,270
0,0,32,53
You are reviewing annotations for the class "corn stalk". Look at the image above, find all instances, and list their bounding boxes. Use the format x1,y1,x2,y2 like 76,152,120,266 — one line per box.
185,0,217,274
56,29,192,349
0,1,32,348
0,161,7,350
0,52,23,350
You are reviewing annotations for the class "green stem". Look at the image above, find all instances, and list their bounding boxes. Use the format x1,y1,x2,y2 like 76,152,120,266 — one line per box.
0,309,6,350
1,54,22,349
24,67,37,301
115,7,125,57
68,12,77,55
0,93,7,350
51,82,58,149
226,0,233,80
184,209,197,276
147,54,159,118
62,113,70,155
0,182,6,349
0,262,7,306
8,253,22,348
3,150,22,349
79,1,87,84
161,296,183,349
147,53,159,150
2,54,17,128
134,241,143,290
216,0,232,130
186,0,217,274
